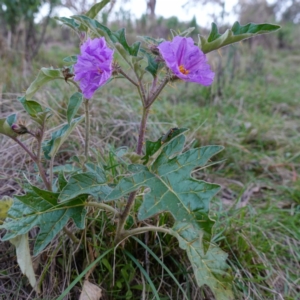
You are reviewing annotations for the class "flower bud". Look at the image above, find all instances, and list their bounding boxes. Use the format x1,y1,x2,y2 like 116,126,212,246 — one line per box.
11,123,29,135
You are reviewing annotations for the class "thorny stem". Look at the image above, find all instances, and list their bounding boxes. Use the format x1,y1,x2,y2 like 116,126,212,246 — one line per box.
84,98,90,161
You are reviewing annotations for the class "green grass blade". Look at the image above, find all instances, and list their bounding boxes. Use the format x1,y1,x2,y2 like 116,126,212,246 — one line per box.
124,250,160,300
131,236,189,299
57,248,113,300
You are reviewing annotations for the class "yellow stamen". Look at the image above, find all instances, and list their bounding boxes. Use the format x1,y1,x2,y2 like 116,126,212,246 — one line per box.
179,64,189,75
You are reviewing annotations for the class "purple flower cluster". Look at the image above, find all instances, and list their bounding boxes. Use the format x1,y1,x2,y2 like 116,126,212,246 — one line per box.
74,37,114,99
158,36,214,86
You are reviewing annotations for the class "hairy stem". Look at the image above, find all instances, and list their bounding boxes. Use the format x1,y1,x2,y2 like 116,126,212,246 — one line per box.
12,137,37,161
123,226,171,239
49,157,54,188
118,69,139,87
136,107,150,155
114,106,150,243
85,202,119,215
114,191,136,243
84,98,90,161
146,76,169,108
12,137,51,190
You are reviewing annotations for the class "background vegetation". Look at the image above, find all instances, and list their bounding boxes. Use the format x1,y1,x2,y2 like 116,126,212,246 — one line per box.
0,0,299,299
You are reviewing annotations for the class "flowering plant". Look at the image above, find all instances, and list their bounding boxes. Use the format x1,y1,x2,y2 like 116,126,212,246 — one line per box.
0,1,280,299
74,37,114,99
158,36,214,85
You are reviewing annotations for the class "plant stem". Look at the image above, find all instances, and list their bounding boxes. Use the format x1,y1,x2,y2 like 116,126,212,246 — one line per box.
123,226,171,240
63,226,80,244
114,191,136,243
118,69,139,87
146,76,169,108
114,107,150,243
84,98,90,161
136,107,150,155
12,137,51,190
49,157,54,188
12,137,37,161
85,202,119,215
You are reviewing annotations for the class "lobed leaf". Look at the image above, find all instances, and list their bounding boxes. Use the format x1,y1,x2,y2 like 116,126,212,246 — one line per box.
59,171,112,202
0,185,87,255
106,131,223,239
171,222,234,300
200,21,281,53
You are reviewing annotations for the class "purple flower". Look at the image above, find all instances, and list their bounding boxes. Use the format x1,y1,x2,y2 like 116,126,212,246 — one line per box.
74,37,114,99
157,36,214,86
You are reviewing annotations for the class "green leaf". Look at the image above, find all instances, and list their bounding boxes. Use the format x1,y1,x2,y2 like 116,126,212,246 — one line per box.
18,96,44,116
17,96,52,126
71,15,140,57
25,67,62,99
142,128,187,164
112,28,140,56
67,92,83,124
0,113,18,138
85,0,110,19
200,22,281,54
139,48,160,78
57,172,68,191
170,27,195,38
106,131,223,239
54,17,81,32
10,234,40,293
171,222,234,300
43,116,84,160
63,55,77,63
31,109,52,126
124,251,160,300
0,185,87,255
0,196,13,221
59,171,112,202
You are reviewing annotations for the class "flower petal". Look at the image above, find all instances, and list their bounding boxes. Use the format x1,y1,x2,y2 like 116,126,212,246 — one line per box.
158,36,214,86
74,37,114,99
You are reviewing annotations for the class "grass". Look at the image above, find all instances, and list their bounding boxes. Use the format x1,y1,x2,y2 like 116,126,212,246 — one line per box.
0,34,299,299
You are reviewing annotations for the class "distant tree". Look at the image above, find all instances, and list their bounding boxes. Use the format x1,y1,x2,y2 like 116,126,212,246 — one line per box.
0,0,60,61
146,0,156,18
237,0,274,24
274,0,300,23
